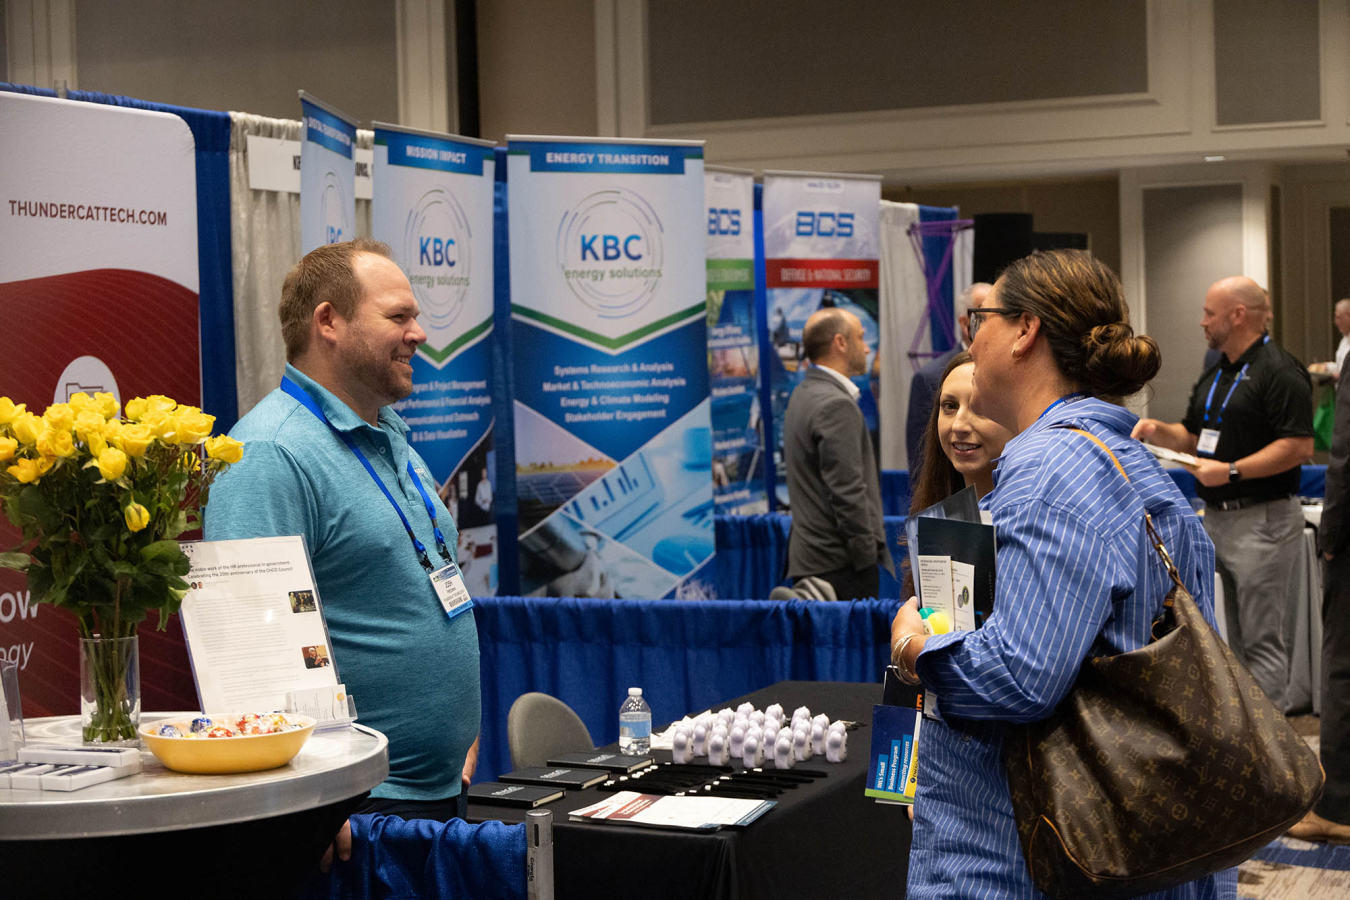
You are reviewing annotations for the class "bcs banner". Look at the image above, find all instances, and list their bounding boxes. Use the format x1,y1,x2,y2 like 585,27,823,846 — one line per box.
372,123,499,596
705,166,767,514
762,171,882,509
0,92,200,714
299,92,357,254
507,135,714,600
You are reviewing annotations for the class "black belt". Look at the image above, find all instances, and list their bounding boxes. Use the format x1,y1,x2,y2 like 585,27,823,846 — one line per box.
1208,494,1293,512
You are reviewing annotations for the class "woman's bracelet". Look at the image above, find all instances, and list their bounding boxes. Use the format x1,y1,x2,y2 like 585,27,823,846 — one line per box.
890,631,922,684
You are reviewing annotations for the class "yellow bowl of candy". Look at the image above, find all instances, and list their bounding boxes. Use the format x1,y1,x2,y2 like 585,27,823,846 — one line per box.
139,713,317,774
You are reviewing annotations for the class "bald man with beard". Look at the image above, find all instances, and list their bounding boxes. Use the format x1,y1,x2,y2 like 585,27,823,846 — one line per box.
1134,276,1313,711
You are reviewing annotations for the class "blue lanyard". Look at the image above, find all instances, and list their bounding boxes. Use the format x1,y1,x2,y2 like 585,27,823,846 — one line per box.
281,377,451,571
1038,392,1086,421
1203,334,1269,427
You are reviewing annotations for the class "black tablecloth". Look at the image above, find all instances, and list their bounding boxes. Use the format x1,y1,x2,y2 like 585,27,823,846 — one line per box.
468,680,910,900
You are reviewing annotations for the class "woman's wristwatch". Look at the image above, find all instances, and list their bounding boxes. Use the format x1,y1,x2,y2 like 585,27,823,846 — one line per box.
890,631,923,684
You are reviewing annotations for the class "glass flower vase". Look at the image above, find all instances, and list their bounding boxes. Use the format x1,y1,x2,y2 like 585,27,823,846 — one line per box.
80,635,141,745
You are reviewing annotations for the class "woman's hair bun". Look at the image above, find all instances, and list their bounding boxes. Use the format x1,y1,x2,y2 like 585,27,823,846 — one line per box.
1081,324,1161,398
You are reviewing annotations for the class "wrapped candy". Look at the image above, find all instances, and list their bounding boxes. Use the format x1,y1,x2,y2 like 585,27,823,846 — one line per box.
206,725,235,738
158,724,183,737
190,717,214,734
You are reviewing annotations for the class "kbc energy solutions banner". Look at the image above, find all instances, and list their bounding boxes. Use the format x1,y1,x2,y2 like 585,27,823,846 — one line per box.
0,92,200,713
705,167,767,514
508,136,714,599
762,171,882,509
299,92,357,254
373,124,499,596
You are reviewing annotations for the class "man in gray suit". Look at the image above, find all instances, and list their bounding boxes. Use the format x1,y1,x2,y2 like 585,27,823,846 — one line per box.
783,308,895,600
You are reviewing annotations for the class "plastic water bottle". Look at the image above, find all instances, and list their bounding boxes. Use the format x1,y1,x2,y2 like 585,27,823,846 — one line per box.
618,687,652,755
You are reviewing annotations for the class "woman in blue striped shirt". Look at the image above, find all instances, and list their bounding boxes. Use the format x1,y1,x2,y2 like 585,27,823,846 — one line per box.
890,250,1236,899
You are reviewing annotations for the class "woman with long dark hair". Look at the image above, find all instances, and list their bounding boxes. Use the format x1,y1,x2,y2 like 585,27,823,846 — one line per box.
901,349,1010,597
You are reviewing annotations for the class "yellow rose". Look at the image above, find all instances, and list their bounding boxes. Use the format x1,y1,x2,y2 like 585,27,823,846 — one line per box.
173,408,215,445
11,413,43,445
7,456,50,483
86,430,108,457
74,409,105,439
0,397,27,425
124,397,148,421
68,392,96,415
205,435,244,465
118,424,154,458
42,403,75,433
179,450,200,473
140,410,176,442
96,447,128,481
34,456,53,477
124,502,150,532
36,426,76,459
94,392,120,419
0,437,16,461
146,395,177,415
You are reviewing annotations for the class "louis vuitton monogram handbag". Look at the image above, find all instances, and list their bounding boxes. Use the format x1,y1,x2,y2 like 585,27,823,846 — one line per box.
1002,431,1322,899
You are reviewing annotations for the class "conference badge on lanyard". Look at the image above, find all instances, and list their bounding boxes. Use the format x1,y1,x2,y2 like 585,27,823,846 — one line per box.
430,561,474,621
1197,428,1220,455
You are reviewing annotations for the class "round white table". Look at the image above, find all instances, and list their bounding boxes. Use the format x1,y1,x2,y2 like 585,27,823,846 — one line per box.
0,713,388,896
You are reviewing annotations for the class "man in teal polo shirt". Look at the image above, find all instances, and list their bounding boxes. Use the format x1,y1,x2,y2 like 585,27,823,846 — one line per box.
205,238,480,837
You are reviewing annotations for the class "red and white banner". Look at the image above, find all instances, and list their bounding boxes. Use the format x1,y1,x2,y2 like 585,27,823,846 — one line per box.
0,93,201,715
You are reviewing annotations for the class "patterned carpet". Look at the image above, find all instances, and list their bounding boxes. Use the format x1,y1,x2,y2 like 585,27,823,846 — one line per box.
1237,717,1350,899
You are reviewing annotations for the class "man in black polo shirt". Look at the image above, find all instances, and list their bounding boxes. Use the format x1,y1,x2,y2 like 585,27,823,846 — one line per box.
1134,276,1313,710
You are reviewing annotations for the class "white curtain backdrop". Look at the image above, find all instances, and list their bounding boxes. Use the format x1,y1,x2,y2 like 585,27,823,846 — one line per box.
878,201,926,471
227,112,374,418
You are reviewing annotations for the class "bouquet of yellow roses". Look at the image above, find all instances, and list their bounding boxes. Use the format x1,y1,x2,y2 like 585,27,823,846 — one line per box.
0,392,243,741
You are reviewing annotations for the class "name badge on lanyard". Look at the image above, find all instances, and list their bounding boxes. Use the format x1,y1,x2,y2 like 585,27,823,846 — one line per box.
1197,429,1220,455
430,561,474,620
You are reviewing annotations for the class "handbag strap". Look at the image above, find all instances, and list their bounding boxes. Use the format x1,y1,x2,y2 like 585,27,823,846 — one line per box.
1063,428,1185,591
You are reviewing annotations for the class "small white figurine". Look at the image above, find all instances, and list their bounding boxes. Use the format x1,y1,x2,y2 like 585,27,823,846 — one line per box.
764,703,784,722
736,702,755,718
742,731,764,768
762,722,781,751
728,724,746,758
672,728,693,764
825,722,847,763
693,721,710,757
707,730,730,766
749,710,766,728
792,706,812,725
773,731,795,769
811,721,826,756
793,725,813,761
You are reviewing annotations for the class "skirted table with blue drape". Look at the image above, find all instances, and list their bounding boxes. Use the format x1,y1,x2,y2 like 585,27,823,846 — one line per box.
470,596,895,783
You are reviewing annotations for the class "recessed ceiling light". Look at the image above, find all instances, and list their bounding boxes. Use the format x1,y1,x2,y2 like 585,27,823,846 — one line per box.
1204,155,1226,162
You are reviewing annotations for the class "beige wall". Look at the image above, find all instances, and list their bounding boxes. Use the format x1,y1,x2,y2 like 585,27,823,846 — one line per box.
73,0,398,123
887,177,1121,279
476,0,596,142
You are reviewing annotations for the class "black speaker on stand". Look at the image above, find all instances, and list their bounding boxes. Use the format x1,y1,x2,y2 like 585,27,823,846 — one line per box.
972,213,1034,284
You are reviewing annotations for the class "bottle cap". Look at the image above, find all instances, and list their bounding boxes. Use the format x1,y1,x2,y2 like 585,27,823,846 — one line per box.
628,687,642,696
